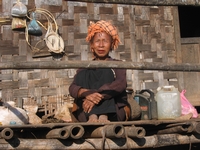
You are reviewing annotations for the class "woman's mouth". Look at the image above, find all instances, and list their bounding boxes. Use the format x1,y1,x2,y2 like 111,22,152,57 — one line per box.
97,50,105,54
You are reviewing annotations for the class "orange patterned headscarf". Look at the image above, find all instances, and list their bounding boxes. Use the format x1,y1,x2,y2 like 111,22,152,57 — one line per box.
86,20,120,50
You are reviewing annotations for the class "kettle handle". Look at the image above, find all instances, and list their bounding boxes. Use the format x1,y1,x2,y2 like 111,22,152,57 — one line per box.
139,89,155,101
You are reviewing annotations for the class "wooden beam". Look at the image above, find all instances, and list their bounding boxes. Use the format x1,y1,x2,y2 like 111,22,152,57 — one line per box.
0,17,11,25
0,61,200,72
66,0,200,6
1,134,200,149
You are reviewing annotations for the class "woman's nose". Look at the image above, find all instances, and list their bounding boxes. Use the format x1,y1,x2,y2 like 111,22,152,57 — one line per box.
99,41,104,47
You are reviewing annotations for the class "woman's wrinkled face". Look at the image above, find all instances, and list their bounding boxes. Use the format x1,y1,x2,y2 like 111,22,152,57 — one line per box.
90,32,112,60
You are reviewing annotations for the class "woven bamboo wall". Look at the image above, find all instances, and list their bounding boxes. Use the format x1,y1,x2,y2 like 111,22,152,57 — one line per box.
131,6,178,91
0,0,180,112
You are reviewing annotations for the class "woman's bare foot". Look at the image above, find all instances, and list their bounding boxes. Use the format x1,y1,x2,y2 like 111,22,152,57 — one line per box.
98,114,110,123
87,114,98,123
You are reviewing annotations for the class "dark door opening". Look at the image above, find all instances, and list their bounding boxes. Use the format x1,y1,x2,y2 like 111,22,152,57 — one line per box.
178,6,200,38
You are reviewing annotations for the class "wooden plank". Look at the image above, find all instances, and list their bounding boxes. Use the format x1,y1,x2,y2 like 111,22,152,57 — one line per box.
1,61,200,72
1,25,12,40
13,56,27,62
19,40,27,56
13,70,19,81
138,72,153,80
1,89,13,102
27,72,41,80
0,18,11,25
168,80,178,87
65,45,74,54
1,133,200,149
74,6,87,13
63,0,68,12
0,48,19,55
136,44,151,51
181,37,200,44
66,0,200,6
143,52,157,59
41,5,62,13
46,5,62,13
80,19,87,33
181,44,200,106
164,43,175,51
144,81,159,90
32,50,52,58
163,72,177,79
87,2,94,14
19,72,28,88
99,7,113,14
42,88,57,96
13,89,28,98
123,7,129,14
35,87,42,104
48,71,56,88
150,7,159,14
0,40,16,46
152,58,162,62
0,81,19,89
27,0,35,9
0,74,13,80
62,19,74,26
135,20,150,26
74,33,87,39
34,79,49,87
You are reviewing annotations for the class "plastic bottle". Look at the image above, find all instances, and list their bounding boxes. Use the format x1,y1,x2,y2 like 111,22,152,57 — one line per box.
156,85,181,119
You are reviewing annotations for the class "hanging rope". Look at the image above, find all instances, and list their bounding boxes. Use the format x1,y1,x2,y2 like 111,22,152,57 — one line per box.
25,8,64,54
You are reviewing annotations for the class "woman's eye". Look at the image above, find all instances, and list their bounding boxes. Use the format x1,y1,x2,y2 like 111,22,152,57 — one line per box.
94,40,109,43
93,39,99,43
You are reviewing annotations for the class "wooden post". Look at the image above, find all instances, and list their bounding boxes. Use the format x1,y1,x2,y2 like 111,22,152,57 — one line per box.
65,0,200,6
0,61,200,72
1,134,200,149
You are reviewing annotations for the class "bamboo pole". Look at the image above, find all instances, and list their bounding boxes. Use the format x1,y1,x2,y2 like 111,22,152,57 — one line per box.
0,61,200,72
66,0,200,6
1,134,200,149
1,120,199,129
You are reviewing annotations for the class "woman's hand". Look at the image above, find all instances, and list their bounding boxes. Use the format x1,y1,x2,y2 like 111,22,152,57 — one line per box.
85,92,103,104
83,92,104,113
82,99,95,113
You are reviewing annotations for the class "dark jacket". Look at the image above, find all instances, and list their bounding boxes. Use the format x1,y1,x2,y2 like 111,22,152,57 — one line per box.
69,57,129,122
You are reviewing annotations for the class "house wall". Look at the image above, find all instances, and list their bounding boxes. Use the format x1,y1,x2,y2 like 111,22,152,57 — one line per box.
0,0,198,112
180,38,200,106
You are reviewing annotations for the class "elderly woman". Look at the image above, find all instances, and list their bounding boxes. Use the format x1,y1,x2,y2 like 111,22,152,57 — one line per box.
69,20,130,122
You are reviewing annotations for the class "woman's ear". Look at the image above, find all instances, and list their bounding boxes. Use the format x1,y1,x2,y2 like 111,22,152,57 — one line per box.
110,41,114,51
90,43,94,52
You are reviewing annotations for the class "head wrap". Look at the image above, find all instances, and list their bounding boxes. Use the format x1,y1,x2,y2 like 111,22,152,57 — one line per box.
86,20,120,50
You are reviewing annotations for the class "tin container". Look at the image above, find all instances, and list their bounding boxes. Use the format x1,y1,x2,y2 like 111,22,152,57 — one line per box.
134,89,157,120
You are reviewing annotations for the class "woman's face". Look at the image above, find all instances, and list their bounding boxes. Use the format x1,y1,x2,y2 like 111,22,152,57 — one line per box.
90,32,112,60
